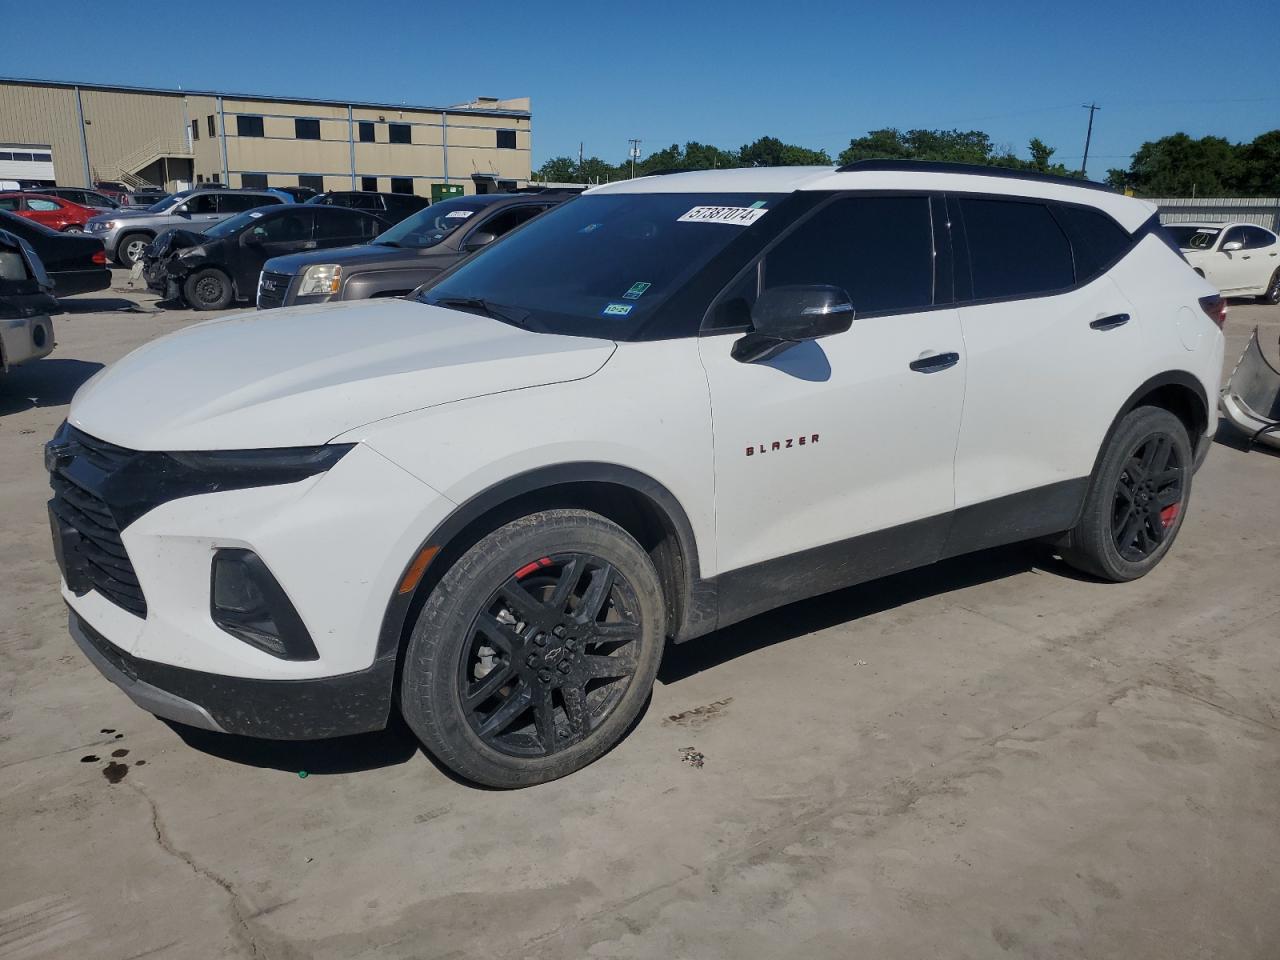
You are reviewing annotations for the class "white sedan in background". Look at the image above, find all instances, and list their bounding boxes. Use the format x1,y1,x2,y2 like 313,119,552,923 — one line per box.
1166,221,1280,304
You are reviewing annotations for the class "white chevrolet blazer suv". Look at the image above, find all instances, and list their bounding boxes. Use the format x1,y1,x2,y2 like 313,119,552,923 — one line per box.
48,161,1225,787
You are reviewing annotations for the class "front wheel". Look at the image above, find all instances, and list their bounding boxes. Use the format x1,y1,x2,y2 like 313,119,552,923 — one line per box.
1059,406,1192,582
400,509,666,788
1260,267,1280,305
183,268,233,310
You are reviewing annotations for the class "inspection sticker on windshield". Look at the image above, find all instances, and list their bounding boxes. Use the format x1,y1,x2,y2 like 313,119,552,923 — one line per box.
445,210,474,219
623,281,651,300
602,303,633,317
677,205,767,226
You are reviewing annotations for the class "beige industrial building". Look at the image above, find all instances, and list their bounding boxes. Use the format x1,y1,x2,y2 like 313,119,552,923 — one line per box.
0,77,532,198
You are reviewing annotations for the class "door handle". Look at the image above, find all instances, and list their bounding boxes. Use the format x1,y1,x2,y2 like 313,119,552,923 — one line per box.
1090,313,1130,331
909,352,960,373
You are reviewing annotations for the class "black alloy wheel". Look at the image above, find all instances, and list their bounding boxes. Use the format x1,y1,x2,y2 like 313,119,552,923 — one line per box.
399,509,666,788
1111,433,1184,562
459,553,642,757
1058,405,1193,582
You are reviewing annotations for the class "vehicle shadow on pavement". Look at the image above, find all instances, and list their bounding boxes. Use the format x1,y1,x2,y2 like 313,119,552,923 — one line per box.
165,713,423,778
58,297,155,314
0,358,104,416
659,543,1050,684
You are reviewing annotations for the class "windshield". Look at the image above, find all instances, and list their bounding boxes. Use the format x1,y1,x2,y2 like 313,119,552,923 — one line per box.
145,191,192,213
373,198,492,249
1165,225,1221,250
202,209,269,239
418,192,782,338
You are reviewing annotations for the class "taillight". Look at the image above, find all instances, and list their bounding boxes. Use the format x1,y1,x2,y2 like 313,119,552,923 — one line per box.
91,250,106,265
1198,294,1227,329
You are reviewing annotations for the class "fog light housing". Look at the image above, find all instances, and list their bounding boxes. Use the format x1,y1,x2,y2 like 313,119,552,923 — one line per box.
211,549,318,660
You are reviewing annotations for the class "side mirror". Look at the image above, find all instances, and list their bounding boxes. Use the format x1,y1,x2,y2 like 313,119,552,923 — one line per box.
1222,240,1243,252
732,285,854,363
463,231,497,252
174,205,191,217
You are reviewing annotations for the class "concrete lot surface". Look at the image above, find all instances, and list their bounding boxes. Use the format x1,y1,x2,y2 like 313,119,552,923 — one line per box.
2,273,1278,959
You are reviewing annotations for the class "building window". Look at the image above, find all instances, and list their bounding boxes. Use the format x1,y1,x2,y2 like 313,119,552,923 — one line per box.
361,176,378,192
298,174,325,192
390,177,414,195
191,119,199,141
496,129,517,150
295,118,321,140
358,121,375,142
207,115,216,137
33,152,52,162
196,174,204,183
388,123,411,145
211,173,221,183
241,173,269,188
237,115,265,138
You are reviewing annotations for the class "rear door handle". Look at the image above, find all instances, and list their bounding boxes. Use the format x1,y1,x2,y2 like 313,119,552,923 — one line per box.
1090,313,1130,331
908,352,960,373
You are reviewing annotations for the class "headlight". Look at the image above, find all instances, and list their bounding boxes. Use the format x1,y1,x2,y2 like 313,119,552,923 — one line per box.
167,444,353,476
176,246,203,259
298,263,342,296
94,221,114,231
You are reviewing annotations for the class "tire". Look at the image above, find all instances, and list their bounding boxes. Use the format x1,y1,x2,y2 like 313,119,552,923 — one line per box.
182,268,234,311
61,225,84,234
400,509,666,788
116,233,150,266
1259,267,1280,305
1059,406,1192,582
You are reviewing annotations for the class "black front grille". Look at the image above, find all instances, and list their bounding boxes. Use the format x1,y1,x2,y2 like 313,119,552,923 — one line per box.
257,271,291,309
48,427,147,617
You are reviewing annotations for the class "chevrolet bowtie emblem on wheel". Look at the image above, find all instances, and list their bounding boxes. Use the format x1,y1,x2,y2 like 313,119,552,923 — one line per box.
745,434,819,456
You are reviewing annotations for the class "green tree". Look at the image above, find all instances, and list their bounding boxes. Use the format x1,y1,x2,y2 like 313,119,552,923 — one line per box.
1106,133,1241,196
535,156,580,182
1238,130,1280,196
738,136,831,167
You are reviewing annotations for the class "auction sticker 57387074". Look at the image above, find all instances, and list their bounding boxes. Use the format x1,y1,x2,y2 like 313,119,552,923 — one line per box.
676,206,768,226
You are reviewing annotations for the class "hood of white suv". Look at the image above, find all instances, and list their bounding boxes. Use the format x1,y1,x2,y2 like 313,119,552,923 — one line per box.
68,299,616,450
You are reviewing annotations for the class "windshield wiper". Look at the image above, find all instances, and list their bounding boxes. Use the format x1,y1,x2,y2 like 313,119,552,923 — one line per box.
372,239,400,247
432,296,530,327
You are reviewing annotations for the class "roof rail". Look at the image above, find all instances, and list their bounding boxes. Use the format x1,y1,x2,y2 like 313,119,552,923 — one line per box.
834,159,1115,193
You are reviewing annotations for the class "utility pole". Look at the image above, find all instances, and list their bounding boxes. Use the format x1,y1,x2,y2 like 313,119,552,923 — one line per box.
627,138,642,179
578,141,584,183
1080,103,1101,178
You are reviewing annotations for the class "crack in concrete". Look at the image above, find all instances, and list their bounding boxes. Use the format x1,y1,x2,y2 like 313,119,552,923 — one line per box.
128,781,264,960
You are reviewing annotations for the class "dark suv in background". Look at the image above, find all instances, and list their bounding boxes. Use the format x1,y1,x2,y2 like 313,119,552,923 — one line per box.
143,205,388,310
258,192,571,309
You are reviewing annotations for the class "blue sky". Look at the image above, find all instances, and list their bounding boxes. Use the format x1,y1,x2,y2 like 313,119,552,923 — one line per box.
5,0,1275,178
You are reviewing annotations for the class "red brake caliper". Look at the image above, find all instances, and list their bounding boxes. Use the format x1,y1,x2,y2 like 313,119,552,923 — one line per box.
513,557,553,580
1159,503,1181,528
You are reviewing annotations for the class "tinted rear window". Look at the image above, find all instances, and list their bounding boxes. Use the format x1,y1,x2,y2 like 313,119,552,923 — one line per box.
1053,204,1132,282
960,198,1074,300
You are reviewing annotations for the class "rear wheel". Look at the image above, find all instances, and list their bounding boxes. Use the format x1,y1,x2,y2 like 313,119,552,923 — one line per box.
400,509,666,788
1059,406,1192,581
117,233,150,266
1260,267,1280,305
183,268,233,310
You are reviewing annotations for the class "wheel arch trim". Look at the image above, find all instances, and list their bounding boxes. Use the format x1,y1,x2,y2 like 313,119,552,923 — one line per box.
1089,370,1210,485
374,462,706,664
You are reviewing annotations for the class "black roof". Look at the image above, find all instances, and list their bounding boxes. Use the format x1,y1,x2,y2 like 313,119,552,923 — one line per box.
835,159,1114,193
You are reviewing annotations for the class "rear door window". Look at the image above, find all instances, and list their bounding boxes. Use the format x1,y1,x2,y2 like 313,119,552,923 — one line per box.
220,193,277,213
958,198,1074,299
1052,203,1132,282
314,210,366,242
761,195,935,315
1243,226,1277,250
